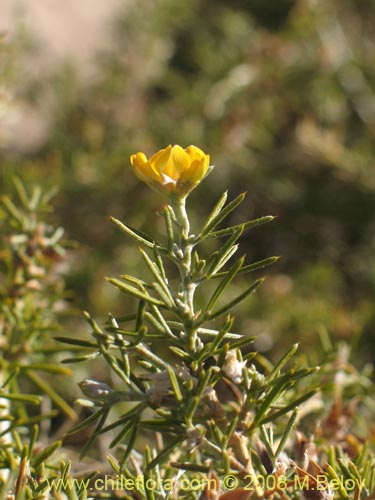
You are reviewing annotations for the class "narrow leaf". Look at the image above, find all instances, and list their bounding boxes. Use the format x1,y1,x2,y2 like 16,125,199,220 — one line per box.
199,191,228,237
269,343,299,381
120,420,139,467
164,205,174,251
32,441,62,467
110,216,159,249
54,337,97,349
145,437,183,470
206,226,244,275
210,256,280,279
0,392,41,405
274,408,298,458
80,409,110,459
207,316,235,356
27,371,77,421
22,363,73,376
66,408,108,435
139,247,175,306
207,278,264,321
199,192,246,238
207,215,276,239
166,366,183,402
107,277,165,306
260,389,319,425
109,419,134,448
208,245,239,276
206,256,245,313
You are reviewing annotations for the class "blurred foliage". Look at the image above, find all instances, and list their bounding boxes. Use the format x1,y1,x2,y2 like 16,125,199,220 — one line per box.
0,0,374,365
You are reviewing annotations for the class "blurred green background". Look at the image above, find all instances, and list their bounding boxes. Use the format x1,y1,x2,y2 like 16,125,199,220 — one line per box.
1,0,374,363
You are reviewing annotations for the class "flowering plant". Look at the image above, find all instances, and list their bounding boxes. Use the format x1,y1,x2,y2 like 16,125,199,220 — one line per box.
59,145,320,498
1,158,374,500
55,147,374,499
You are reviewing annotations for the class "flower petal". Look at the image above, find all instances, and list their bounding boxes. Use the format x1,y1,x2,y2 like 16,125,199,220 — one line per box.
171,145,191,174
149,145,172,170
131,152,163,183
179,154,210,185
185,145,206,161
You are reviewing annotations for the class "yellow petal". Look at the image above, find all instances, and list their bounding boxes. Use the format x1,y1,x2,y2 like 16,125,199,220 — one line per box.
185,145,206,161
179,157,206,186
171,145,191,174
149,145,172,171
130,152,163,183
130,152,148,167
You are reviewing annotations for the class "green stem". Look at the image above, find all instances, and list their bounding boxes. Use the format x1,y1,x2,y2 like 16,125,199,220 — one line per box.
172,196,197,351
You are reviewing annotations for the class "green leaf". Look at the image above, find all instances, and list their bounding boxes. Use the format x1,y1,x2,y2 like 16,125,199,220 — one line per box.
100,403,146,433
326,464,351,499
269,343,299,381
145,437,183,470
251,384,286,428
170,462,211,472
120,419,140,467
22,363,73,375
274,408,298,458
83,311,103,334
107,277,165,306
267,367,317,390
168,346,191,360
13,177,31,209
29,185,43,211
10,411,58,429
207,278,264,321
199,190,228,237
32,441,62,467
164,205,175,252
66,408,108,436
206,226,244,275
199,191,247,239
61,353,100,363
109,419,134,448
167,321,241,339
210,256,280,279
153,245,168,282
205,256,245,313
110,216,164,250
207,215,276,239
166,366,183,402
80,408,110,459
199,193,246,240
28,425,39,458
206,315,235,356
54,337,97,349
27,370,77,421
0,391,41,405
151,282,174,308
145,306,175,338
135,344,170,369
139,247,175,306
1,196,23,222
260,425,275,460
260,389,319,425
228,336,256,351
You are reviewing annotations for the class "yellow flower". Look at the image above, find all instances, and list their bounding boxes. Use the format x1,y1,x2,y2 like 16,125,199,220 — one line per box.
130,145,211,196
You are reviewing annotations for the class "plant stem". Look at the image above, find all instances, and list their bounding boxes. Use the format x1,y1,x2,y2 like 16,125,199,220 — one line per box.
172,196,198,351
